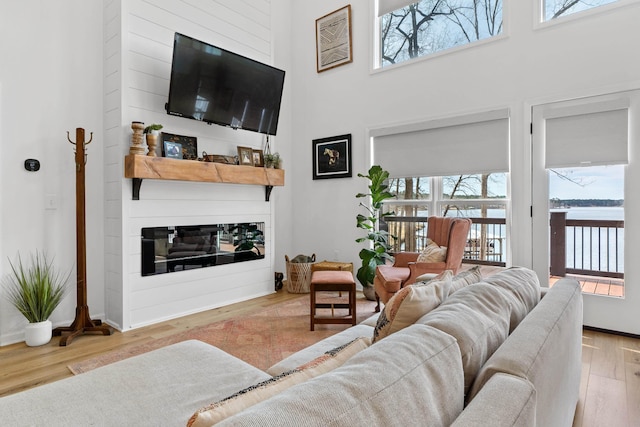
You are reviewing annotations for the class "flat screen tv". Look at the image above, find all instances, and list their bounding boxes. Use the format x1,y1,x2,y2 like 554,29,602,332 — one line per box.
166,33,286,136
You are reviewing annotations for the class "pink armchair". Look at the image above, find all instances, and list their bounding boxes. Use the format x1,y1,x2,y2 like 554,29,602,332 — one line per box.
373,216,472,312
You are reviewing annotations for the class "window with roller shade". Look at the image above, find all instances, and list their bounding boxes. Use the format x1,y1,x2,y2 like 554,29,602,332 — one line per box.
373,110,510,265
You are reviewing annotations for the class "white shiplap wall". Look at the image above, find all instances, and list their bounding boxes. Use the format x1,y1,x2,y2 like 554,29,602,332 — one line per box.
106,0,279,330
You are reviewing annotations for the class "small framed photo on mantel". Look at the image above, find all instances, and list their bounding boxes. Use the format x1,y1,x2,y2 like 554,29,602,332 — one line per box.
312,134,352,180
237,146,254,166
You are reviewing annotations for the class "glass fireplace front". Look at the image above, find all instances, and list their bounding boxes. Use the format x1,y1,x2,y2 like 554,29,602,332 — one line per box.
141,222,265,276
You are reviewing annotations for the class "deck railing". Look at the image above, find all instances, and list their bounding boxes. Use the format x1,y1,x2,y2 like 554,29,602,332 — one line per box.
383,216,506,266
550,212,624,279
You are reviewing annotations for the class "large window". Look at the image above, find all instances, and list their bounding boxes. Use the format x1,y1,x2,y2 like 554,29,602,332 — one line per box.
542,0,620,21
384,173,508,265
378,0,503,68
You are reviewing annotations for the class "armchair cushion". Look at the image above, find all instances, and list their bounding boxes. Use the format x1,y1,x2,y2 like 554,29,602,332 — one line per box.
416,238,447,263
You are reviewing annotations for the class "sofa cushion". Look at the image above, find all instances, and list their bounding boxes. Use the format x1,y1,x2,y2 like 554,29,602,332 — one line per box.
0,340,270,427
480,266,541,332
217,324,465,427
266,324,374,376
417,238,447,262
451,373,536,427
372,270,454,342
418,282,512,395
467,279,583,427
190,337,371,427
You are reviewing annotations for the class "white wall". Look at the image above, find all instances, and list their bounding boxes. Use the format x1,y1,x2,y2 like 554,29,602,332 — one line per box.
0,1,104,344
289,1,640,334
107,0,294,330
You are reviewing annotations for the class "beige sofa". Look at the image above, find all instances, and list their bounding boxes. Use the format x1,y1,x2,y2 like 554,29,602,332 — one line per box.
0,267,582,426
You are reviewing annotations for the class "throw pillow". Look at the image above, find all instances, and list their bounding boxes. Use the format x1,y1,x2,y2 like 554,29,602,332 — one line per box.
187,337,370,427
372,270,454,343
450,265,483,293
417,238,448,263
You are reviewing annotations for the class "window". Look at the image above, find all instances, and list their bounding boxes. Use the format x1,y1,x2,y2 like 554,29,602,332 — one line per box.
378,0,503,68
384,173,508,265
542,0,620,21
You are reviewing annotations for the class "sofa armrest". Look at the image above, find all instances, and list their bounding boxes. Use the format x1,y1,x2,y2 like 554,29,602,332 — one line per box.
451,373,536,427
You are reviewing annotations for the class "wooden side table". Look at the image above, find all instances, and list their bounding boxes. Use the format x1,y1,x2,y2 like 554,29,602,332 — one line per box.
310,270,356,331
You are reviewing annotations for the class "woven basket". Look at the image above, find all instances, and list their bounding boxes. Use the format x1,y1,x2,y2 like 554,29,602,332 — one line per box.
285,254,316,293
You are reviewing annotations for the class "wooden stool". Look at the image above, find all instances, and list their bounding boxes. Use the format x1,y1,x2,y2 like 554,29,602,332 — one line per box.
311,261,353,297
310,270,356,331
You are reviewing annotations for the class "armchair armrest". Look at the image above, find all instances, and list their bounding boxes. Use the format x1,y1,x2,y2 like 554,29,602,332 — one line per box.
406,262,447,285
393,252,419,267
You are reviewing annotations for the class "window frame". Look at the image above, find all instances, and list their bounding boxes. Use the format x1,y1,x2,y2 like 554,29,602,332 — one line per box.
535,0,635,29
372,0,509,72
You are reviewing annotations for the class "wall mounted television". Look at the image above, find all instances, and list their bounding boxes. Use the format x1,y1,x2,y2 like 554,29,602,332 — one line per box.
165,33,286,136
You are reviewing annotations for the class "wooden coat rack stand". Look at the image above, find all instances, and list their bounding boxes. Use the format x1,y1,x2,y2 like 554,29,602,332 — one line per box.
53,128,114,346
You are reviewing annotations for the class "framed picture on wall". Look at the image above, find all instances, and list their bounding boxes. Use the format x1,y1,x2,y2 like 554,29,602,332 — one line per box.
312,134,352,179
316,5,353,73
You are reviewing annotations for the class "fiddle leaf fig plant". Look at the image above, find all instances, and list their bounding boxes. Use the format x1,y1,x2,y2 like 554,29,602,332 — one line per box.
355,165,395,288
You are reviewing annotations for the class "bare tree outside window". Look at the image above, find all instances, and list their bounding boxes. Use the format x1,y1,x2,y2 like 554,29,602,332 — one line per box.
380,0,502,67
543,0,618,21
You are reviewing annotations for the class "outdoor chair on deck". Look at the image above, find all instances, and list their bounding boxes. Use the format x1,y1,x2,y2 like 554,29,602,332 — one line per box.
373,216,472,312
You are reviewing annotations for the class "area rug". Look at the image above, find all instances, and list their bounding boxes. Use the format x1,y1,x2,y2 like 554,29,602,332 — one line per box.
68,293,378,374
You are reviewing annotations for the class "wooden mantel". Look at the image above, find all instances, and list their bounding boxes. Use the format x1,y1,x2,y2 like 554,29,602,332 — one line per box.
124,155,285,200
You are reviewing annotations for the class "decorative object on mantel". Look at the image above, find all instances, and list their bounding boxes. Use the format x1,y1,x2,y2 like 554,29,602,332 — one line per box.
252,149,264,167
312,134,352,179
53,128,114,346
129,121,146,155
237,146,254,166
3,252,70,346
162,132,198,160
264,152,281,169
144,124,163,157
315,5,353,73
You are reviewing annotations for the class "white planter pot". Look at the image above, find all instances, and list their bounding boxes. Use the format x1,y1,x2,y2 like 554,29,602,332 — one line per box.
25,320,52,347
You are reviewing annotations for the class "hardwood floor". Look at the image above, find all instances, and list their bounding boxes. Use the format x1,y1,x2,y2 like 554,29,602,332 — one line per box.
1,290,639,427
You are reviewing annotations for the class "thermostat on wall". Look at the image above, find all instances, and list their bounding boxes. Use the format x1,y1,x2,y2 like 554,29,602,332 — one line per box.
24,159,40,172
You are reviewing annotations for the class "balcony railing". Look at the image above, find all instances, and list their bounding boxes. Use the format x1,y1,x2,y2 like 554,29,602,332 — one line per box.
550,211,624,279
383,216,506,266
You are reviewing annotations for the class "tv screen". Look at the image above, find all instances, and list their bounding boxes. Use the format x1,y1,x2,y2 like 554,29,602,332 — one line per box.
166,33,285,136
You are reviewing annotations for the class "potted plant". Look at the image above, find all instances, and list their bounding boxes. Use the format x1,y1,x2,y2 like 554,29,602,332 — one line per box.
264,152,281,169
230,223,264,261
3,252,70,346
355,165,395,300
144,124,163,157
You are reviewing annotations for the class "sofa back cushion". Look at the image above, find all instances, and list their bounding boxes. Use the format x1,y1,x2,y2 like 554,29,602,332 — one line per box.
480,267,541,332
418,282,512,395
217,325,465,427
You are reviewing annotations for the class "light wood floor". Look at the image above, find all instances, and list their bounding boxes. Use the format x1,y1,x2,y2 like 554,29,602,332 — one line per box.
0,290,639,427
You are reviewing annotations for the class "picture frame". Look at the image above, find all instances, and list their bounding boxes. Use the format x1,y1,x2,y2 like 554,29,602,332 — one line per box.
316,5,353,73
252,149,264,167
163,141,183,159
312,134,352,180
237,146,255,166
162,132,198,160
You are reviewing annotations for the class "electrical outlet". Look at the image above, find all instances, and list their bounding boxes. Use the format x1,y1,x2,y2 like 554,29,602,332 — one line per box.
45,194,57,210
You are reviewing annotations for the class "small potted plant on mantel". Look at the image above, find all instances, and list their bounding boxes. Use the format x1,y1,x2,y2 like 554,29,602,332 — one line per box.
144,124,163,157
3,252,70,346
264,152,281,169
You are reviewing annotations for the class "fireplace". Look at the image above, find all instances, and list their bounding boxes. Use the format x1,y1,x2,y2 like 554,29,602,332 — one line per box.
141,222,265,276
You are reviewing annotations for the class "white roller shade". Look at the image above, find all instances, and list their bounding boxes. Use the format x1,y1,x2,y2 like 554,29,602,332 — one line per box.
372,109,510,178
378,0,416,16
545,108,629,169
